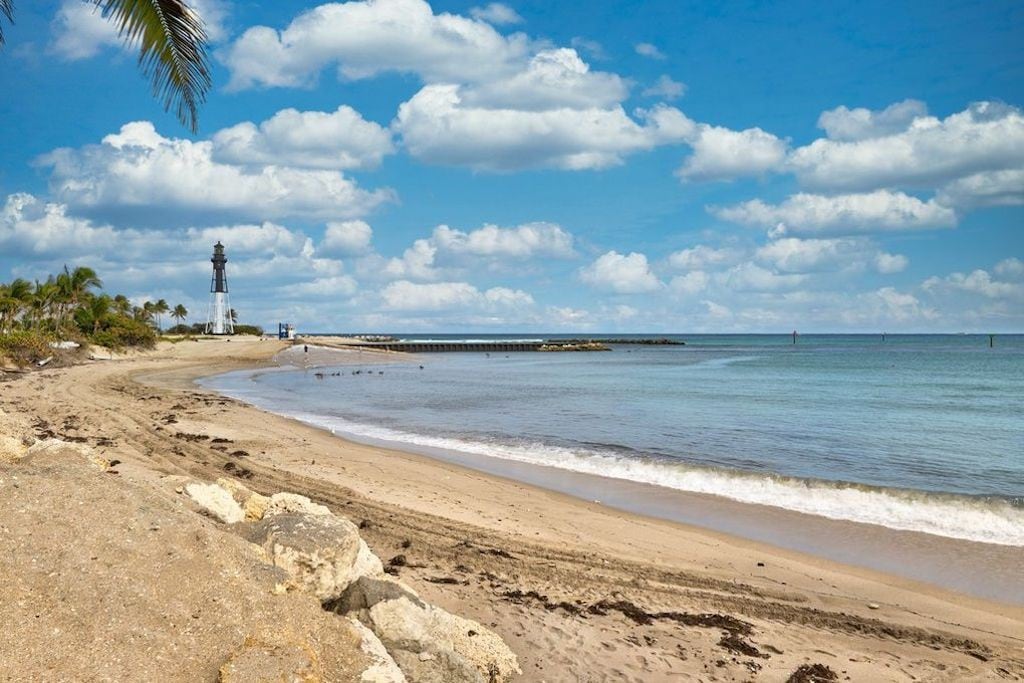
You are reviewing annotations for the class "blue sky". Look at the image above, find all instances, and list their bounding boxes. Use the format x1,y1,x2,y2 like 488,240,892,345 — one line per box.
1,0,1022,332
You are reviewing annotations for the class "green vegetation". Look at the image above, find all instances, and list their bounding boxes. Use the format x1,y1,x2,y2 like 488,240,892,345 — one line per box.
0,0,210,132
2,266,263,367
0,267,179,366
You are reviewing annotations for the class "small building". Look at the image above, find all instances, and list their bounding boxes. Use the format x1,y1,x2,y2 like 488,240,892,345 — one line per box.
278,323,295,340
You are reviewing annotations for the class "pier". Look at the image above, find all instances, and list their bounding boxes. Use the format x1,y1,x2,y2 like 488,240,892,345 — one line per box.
339,340,610,353
303,337,612,353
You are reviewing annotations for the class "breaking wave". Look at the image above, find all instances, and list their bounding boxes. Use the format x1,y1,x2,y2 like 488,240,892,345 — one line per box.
279,410,1024,547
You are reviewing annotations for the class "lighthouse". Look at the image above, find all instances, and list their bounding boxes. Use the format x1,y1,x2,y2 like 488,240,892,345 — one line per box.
204,241,234,335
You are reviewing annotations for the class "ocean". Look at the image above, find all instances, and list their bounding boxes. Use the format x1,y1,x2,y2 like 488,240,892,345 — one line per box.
201,334,1024,552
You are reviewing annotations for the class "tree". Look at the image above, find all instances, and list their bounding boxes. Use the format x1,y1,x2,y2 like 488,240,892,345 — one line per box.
75,294,113,335
0,278,31,333
0,0,210,132
153,298,170,332
171,304,188,327
112,294,132,317
54,266,102,332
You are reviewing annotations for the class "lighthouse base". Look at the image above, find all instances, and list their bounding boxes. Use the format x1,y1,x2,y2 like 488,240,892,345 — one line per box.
205,292,234,335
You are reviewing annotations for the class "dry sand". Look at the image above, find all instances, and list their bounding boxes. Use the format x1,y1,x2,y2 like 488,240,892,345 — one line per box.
2,336,1022,681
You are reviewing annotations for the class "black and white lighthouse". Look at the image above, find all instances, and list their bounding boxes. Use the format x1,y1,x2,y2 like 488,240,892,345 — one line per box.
204,241,234,335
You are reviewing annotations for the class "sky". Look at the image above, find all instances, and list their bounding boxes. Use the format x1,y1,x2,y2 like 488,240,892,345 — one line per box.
1,0,1022,333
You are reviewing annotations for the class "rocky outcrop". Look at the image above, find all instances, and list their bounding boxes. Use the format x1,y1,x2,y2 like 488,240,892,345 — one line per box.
185,482,244,523
249,513,363,601
265,492,332,517
367,597,520,683
216,477,271,520
180,473,519,682
347,617,407,683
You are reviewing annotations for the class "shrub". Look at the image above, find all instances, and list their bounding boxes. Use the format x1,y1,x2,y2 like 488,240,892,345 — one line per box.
91,315,158,350
0,330,54,366
233,324,264,336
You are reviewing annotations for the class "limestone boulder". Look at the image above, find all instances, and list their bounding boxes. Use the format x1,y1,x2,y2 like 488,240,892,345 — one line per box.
352,538,385,579
328,576,423,619
265,492,332,517
366,597,520,683
347,617,407,683
249,513,363,601
217,477,271,521
185,482,244,524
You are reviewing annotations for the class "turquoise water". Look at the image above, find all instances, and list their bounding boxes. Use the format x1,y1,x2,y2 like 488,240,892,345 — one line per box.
203,334,1024,546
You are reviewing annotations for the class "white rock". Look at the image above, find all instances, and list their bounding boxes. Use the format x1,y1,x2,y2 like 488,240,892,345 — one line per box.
185,483,244,524
250,513,362,601
348,617,407,683
264,492,331,517
368,597,520,683
352,539,385,580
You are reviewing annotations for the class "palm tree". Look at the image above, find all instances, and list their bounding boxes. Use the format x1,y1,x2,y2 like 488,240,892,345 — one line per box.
171,303,188,328
0,278,32,333
112,294,132,317
0,0,210,132
137,301,155,324
75,294,113,335
29,279,58,331
54,266,102,331
153,298,170,332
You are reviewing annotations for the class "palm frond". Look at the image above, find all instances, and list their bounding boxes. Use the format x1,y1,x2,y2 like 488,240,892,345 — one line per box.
100,0,211,132
0,0,14,47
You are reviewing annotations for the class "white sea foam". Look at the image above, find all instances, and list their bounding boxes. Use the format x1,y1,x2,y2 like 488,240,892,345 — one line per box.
278,410,1024,547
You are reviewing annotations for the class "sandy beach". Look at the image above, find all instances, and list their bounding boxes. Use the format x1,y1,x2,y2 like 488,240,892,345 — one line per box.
2,337,1023,681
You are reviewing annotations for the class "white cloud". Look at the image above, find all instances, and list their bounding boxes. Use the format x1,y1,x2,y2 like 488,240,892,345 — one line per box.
2,192,122,256
186,222,313,257
39,121,394,225
431,222,575,258
677,124,788,181
668,245,742,270
218,0,531,90
935,169,1024,209
459,48,628,111
923,269,1023,299
715,262,806,292
669,271,709,295
50,0,121,59
642,75,686,100
51,0,228,60
995,258,1024,279
355,220,576,282
817,99,928,141
380,280,533,311
580,251,661,293
874,252,909,274
379,239,441,281
469,2,523,25
287,275,359,297
320,220,373,255
844,287,937,324
713,190,957,235
212,106,394,170
395,86,692,170
755,237,907,274
789,102,1024,193
634,42,665,60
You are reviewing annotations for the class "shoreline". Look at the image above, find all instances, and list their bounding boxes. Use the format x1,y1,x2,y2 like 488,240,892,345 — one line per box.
203,345,1024,605
4,337,1023,680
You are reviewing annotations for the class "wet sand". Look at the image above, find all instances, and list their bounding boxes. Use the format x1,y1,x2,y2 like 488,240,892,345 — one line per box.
2,336,1022,681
